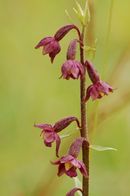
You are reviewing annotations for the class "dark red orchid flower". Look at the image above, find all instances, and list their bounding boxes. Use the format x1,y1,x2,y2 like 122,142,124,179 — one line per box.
35,37,61,63
61,60,84,80
35,24,80,63
34,116,80,157
52,137,88,178
84,60,113,101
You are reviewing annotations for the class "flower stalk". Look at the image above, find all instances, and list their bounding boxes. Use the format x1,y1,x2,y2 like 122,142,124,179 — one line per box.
79,26,89,196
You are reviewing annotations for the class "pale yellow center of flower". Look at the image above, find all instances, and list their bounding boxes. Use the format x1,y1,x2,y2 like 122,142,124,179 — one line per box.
99,92,104,97
65,162,73,171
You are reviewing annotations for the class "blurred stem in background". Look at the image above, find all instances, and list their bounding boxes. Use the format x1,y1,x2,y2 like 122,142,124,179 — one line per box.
103,0,114,76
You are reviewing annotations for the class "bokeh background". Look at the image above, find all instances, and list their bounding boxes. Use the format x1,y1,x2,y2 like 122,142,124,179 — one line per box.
1,0,130,195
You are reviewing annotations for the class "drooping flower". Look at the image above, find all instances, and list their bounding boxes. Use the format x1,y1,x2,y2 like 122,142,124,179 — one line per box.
84,60,113,101
35,24,81,63
34,116,80,157
35,37,61,63
85,81,113,101
61,38,84,80
66,188,83,196
52,137,88,178
61,60,84,80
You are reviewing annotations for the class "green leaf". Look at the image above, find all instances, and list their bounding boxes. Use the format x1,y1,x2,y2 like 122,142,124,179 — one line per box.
84,0,90,23
73,177,82,196
90,145,117,152
73,7,84,26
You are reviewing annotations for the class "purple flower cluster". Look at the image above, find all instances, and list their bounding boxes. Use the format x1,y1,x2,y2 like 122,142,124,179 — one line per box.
35,23,114,195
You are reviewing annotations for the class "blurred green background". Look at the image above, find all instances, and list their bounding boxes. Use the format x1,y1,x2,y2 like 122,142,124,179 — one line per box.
1,0,130,195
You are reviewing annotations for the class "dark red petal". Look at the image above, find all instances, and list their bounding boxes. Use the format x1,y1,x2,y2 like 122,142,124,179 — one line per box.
54,24,80,41
71,158,81,168
35,37,54,49
85,60,100,83
71,63,80,79
51,159,60,165
84,85,93,102
34,123,53,130
67,39,77,60
54,116,80,133
68,137,88,158
44,140,52,147
55,133,61,157
49,44,61,63
66,188,83,196
44,131,56,143
89,85,100,100
98,81,113,94
60,155,74,163
78,161,88,178
57,163,66,176
66,166,77,177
